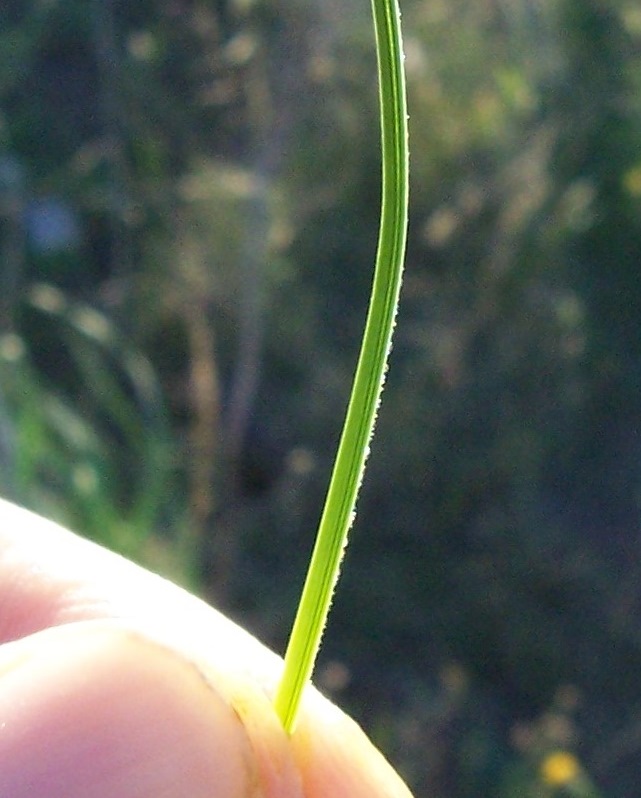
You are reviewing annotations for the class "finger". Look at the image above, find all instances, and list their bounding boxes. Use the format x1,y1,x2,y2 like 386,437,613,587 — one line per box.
0,499,414,796
294,693,415,798
0,498,284,689
0,622,301,798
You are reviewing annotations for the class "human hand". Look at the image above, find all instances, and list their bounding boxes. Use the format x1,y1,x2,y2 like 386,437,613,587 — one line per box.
0,498,414,797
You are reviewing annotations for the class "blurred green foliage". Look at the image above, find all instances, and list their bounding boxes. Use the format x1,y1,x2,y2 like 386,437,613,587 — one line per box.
1,0,641,794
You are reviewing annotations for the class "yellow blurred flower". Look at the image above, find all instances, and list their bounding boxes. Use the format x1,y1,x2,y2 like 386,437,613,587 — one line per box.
623,164,641,197
540,751,580,786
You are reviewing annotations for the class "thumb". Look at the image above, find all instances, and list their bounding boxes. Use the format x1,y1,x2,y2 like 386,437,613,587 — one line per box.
0,623,265,798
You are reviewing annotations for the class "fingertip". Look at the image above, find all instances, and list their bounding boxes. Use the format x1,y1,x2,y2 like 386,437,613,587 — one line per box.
291,688,415,798
0,623,256,798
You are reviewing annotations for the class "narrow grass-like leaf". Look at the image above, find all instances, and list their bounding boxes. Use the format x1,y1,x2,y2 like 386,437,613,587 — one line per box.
273,0,409,733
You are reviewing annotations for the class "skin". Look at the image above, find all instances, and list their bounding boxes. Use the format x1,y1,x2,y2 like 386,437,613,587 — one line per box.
0,498,414,797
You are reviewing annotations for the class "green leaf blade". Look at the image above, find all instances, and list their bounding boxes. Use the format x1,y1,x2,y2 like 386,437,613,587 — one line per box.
273,0,409,733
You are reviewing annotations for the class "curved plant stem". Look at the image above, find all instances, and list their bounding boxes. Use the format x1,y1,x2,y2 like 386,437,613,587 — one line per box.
273,0,409,733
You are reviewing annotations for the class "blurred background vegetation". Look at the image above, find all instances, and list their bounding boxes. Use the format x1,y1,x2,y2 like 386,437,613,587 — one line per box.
1,0,640,794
